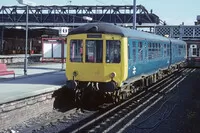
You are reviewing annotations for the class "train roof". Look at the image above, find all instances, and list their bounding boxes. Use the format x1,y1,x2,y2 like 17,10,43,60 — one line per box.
68,22,170,42
170,38,186,45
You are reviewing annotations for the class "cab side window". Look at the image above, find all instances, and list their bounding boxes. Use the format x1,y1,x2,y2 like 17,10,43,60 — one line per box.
106,40,121,63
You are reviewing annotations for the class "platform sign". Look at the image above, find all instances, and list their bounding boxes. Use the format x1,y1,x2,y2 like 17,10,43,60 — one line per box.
42,38,66,62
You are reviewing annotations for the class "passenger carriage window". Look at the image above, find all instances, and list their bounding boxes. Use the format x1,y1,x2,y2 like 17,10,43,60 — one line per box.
106,40,121,63
148,42,153,60
164,44,167,57
155,43,160,58
178,45,183,56
138,42,143,61
70,40,83,62
144,43,148,60
132,41,136,62
152,43,156,59
155,43,158,58
167,44,170,56
86,40,103,63
158,43,161,58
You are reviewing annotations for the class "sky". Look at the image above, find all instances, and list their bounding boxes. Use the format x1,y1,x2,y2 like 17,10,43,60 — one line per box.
0,0,199,25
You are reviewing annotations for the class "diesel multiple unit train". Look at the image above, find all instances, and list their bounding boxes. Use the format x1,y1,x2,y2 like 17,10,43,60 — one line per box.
66,23,186,103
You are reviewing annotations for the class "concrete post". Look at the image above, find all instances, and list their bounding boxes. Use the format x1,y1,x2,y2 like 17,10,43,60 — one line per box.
24,5,29,75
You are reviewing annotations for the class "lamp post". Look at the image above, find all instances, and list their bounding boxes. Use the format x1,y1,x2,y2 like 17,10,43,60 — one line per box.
83,16,93,23
16,0,35,75
133,0,136,29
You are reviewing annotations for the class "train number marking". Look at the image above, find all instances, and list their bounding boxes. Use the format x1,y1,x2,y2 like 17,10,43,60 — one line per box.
132,66,136,75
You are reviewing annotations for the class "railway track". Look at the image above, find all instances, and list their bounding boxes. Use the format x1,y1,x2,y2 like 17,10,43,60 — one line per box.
7,68,194,133
62,68,194,133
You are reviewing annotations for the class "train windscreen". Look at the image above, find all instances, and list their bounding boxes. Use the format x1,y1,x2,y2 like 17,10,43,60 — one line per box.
85,40,103,63
70,40,83,62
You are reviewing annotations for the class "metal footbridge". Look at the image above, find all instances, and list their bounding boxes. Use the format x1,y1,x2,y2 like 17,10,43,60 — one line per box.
0,5,160,27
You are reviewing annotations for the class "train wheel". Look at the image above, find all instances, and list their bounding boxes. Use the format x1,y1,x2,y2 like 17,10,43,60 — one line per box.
145,77,149,87
150,75,153,84
113,90,120,104
158,71,163,80
120,91,128,101
154,74,157,83
115,96,120,103
74,87,84,110
130,86,135,94
119,92,123,101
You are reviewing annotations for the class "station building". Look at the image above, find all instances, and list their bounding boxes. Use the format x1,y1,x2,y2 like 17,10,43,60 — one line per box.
1,27,62,55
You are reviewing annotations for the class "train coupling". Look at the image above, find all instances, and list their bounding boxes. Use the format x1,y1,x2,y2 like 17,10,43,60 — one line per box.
66,80,77,90
98,81,118,92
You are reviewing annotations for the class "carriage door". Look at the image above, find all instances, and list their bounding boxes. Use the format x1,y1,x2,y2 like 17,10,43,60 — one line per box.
189,44,199,57
169,41,172,65
128,40,137,78
144,40,148,63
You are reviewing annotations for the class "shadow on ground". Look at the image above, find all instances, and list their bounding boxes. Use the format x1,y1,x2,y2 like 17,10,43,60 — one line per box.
52,85,113,112
52,85,76,112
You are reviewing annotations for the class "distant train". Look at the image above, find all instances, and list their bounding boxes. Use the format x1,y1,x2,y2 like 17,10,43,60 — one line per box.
65,23,186,103
186,44,200,67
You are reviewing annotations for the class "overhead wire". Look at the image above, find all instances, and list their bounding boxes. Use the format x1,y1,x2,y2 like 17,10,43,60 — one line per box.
96,0,105,5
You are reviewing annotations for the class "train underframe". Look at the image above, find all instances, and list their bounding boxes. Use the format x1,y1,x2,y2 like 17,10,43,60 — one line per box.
66,62,185,107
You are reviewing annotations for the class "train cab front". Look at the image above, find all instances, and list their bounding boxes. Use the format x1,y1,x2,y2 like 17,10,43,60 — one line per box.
65,33,128,92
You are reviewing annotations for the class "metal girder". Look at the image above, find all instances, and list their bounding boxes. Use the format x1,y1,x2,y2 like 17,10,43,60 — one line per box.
0,5,160,26
0,22,158,28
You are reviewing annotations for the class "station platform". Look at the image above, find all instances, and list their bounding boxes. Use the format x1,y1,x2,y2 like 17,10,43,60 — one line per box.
0,63,67,104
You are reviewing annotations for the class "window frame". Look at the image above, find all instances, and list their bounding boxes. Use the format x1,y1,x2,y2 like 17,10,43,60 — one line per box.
69,39,83,63
85,40,103,63
106,40,121,64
